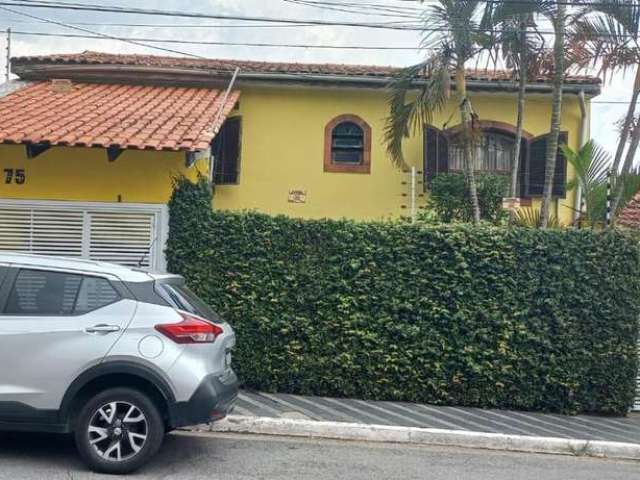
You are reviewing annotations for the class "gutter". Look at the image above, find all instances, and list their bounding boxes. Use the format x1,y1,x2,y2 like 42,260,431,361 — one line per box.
576,90,588,223
11,63,602,95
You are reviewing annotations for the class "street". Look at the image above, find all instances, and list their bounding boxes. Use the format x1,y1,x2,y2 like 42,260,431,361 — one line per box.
0,431,638,479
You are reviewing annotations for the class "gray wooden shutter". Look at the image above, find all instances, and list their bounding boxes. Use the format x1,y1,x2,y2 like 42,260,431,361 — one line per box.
424,126,449,186
526,132,568,198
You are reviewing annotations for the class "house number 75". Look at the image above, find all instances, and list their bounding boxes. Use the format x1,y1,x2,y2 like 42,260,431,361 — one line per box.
4,169,26,185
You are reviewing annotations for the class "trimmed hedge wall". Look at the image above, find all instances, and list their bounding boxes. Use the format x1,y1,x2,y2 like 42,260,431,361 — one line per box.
167,178,640,414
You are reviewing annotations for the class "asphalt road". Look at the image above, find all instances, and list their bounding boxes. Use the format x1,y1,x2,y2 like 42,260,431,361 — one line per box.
0,430,639,480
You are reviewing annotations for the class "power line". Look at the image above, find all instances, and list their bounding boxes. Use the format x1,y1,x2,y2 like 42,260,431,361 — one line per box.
0,29,421,50
0,1,427,31
0,5,210,58
0,0,638,37
280,0,423,19
9,0,640,13
2,19,340,28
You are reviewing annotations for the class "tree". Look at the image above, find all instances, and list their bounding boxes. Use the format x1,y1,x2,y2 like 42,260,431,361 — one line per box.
385,0,486,223
485,4,545,219
572,0,640,224
539,1,568,228
561,140,611,225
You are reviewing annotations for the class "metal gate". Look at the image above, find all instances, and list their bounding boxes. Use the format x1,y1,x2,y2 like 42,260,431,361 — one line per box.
0,199,168,271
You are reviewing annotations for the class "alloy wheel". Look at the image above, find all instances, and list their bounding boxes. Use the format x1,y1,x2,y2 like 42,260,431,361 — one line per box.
88,401,149,462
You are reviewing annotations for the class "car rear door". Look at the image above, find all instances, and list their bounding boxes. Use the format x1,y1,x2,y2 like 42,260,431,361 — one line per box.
0,266,137,418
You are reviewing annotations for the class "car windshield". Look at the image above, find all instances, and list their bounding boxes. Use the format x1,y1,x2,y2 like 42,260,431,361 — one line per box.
157,281,222,323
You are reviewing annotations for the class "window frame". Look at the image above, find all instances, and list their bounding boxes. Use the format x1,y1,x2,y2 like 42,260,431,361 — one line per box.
0,267,122,318
324,114,372,174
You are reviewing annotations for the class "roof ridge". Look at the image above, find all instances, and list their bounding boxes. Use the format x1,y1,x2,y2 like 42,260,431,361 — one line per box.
11,51,601,84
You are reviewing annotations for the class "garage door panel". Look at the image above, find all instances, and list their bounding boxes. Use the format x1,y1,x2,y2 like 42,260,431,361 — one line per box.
0,201,167,271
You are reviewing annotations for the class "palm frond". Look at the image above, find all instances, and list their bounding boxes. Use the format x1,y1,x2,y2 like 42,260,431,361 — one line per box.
513,207,560,228
562,140,613,224
571,1,640,77
384,53,452,167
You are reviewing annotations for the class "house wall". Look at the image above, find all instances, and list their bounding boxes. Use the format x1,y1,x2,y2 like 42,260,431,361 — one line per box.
216,85,586,225
0,84,587,225
0,145,207,204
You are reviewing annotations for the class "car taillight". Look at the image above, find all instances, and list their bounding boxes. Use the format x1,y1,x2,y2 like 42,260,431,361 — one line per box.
155,312,223,344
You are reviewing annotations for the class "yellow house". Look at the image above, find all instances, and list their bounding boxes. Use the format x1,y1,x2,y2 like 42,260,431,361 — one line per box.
0,51,600,269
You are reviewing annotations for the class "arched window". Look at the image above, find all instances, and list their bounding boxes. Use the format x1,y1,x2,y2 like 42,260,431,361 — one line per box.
332,122,364,165
324,115,371,173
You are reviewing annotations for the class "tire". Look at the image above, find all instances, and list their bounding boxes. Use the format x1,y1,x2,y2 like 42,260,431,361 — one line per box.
74,388,165,475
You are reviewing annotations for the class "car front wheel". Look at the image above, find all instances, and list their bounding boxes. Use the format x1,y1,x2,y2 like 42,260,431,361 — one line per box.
74,387,165,474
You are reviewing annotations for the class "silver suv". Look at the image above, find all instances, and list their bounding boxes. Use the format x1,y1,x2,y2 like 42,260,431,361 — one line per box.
0,253,238,474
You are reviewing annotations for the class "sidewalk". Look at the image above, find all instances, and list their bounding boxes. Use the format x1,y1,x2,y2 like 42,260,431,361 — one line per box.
194,390,640,460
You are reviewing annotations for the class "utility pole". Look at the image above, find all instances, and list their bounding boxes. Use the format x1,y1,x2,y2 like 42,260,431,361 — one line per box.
4,28,11,83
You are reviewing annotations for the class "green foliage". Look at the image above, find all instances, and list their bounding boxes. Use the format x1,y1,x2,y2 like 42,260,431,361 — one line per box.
167,178,640,415
512,207,560,228
586,171,640,226
429,173,509,224
562,140,611,225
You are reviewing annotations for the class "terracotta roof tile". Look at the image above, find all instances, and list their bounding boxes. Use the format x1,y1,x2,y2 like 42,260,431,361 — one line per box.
13,51,600,85
0,80,240,151
618,191,640,228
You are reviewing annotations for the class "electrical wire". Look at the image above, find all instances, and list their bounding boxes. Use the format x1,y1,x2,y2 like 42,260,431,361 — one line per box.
0,29,421,50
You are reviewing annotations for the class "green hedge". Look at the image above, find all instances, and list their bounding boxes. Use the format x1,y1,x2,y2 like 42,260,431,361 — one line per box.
167,178,640,414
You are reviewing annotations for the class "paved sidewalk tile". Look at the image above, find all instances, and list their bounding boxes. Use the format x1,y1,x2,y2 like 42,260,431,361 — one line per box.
236,391,640,444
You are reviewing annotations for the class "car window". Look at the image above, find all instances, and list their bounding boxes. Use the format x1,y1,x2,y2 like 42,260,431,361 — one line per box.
74,276,120,314
5,269,82,315
157,283,221,323
4,269,120,316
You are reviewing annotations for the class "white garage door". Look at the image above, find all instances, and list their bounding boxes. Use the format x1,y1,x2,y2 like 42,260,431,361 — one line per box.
0,200,168,271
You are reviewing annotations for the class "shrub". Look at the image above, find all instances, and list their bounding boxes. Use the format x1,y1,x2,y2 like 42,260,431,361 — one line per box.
429,173,509,224
167,178,640,415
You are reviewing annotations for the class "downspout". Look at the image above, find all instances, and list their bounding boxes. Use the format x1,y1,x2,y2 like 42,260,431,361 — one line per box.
575,90,588,224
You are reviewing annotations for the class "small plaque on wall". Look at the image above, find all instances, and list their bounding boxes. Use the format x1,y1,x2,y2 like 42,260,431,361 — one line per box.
502,197,521,211
288,189,307,204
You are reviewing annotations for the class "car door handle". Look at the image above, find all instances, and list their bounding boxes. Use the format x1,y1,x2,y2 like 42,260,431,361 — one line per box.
85,324,121,334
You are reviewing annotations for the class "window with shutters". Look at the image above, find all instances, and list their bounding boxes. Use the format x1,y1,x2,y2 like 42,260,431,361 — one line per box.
424,125,568,198
212,117,241,185
324,114,371,173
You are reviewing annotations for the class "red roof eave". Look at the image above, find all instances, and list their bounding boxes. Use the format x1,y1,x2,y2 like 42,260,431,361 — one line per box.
0,81,240,153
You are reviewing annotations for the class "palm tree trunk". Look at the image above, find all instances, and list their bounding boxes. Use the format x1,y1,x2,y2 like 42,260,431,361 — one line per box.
456,65,481,223
607,66,640,226
540,5,566,228
510,19,528,223
611,65,640,177
611,120,640,220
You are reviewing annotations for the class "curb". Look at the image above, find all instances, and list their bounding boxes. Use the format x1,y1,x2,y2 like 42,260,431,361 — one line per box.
190,415,640,461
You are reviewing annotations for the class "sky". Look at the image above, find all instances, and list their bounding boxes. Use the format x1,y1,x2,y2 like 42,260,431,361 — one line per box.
0,0,632,159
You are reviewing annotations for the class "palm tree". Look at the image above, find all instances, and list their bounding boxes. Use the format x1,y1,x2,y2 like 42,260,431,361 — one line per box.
561,140,611,225
539,1,568,228
385,0,486,223
484,5,545,217
572,0,640,224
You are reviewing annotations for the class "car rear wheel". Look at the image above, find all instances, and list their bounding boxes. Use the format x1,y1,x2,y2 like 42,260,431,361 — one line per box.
74,388,164,474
